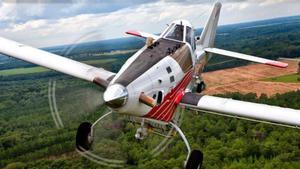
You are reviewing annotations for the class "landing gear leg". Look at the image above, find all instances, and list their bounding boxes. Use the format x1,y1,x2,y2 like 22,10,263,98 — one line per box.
135,118,148,140
170,122,203,169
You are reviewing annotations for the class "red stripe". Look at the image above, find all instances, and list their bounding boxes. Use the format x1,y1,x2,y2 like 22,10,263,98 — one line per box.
265,61,288,68
144,69,193,122
125,31,142,37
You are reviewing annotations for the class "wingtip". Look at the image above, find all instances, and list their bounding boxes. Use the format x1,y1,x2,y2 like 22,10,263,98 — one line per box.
125,30,142,37
265,61,288,68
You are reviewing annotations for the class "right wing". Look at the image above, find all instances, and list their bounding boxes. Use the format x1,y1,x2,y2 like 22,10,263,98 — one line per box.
204,48,288,68
0,37,115,88
181,93,300,128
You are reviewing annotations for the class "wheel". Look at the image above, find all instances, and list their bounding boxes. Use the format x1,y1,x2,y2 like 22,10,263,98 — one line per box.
76,122,93,152
196,82,206,93
185,150,203,169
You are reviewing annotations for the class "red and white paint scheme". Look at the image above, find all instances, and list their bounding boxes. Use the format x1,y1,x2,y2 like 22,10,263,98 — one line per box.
0,2,299,169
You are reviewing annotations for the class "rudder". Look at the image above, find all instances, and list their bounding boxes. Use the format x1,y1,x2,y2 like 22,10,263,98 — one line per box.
197,2,222,48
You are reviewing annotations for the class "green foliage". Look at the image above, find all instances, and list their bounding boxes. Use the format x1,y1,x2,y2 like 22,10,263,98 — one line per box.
3,76,300,169
264,73,300,83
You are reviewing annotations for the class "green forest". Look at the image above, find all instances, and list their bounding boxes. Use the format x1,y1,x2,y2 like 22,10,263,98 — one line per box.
0,75,299,169
1,16,300,169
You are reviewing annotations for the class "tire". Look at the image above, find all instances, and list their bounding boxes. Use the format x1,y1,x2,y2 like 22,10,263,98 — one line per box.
196,82,206,93
76,122,93,152
185,150,203,169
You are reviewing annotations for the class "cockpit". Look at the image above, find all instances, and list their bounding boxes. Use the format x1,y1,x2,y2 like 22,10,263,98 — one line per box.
162,20,195,50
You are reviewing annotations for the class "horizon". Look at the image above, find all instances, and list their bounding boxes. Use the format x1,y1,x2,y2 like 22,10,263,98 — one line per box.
1,0,300,48
40,14,300,49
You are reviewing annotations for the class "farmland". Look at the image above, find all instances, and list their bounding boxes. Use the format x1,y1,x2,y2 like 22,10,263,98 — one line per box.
203,59,300,97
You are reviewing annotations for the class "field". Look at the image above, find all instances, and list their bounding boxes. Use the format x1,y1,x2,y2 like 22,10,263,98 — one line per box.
203,59,300,96
0,59,117,76
0,67,49,76
264,73,300,83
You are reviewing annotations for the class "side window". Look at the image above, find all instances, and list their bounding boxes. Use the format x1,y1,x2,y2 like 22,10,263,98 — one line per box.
186,26,192,45
192,29,196,51
157,91,163,104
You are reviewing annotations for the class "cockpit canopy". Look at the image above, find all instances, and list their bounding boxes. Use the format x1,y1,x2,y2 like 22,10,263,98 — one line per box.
162,20,195,50
165,24,184,41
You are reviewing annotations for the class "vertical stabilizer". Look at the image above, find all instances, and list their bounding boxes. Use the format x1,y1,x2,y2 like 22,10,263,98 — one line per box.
198,2,222,48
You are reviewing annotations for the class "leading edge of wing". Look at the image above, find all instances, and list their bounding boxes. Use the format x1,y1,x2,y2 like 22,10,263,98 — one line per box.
180,92,300,128
0,37,115,88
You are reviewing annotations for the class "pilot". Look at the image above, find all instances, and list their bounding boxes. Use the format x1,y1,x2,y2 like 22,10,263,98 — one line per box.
174,26,183,40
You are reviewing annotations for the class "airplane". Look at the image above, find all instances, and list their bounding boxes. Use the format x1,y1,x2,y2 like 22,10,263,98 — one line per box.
0,2,299,169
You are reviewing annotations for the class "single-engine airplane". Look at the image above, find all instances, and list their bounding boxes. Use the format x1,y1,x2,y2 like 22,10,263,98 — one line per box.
0,2,299,169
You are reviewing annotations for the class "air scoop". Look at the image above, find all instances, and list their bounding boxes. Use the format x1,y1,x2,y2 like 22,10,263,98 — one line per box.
103,84,128,108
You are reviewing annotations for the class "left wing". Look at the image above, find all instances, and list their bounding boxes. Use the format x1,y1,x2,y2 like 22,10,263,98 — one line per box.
0,37,115,88
125,30,159,40
180,93,300,128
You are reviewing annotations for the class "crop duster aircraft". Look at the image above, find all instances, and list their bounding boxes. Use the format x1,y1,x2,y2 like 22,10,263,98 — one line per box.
0,2,299,169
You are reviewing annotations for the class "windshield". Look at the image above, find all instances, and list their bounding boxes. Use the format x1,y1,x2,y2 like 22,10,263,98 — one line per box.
165,24,184,41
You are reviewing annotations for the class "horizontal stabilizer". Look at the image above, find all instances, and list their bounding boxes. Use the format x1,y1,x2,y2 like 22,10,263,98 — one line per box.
125,30,159,40
181,93,300,128
204,48,288,68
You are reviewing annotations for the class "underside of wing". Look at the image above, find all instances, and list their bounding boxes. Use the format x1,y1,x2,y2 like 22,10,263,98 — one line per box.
180,93,300,128
0,37,115,88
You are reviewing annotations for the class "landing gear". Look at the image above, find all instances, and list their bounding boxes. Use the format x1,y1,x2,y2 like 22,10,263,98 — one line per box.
196,81,206,93
135,127,148,140
185,150,203,169
76,122,93,151
76,111,113,152
194,75,206,93
170,122,203,169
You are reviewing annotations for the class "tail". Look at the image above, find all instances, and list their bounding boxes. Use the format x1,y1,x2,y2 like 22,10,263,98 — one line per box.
195,2,288,69
197,2,222,48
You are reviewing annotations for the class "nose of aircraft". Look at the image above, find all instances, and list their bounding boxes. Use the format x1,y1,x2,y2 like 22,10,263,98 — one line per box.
103,84,128,108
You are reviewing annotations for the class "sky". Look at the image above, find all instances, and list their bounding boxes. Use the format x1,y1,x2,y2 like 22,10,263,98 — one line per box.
0,0,299,47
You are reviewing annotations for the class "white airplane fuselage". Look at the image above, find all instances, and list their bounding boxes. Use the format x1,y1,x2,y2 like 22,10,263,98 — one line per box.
103,20,204,123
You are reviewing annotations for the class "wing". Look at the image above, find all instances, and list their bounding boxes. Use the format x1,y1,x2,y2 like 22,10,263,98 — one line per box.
125,30,159,40
204,48,288,68
180,93,300,128
0,37,115,88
